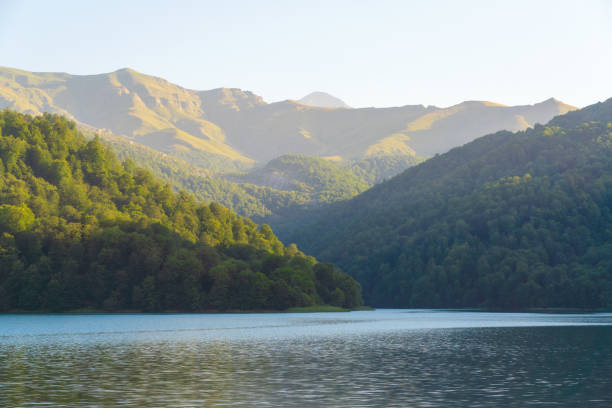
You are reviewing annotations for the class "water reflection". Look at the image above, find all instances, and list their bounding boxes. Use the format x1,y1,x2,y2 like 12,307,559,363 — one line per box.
1,311,611,407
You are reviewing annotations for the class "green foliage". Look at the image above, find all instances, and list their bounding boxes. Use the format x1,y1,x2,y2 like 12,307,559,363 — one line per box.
230,154,370,202
0,204,35,233
288,99,612,309
0,110,362,312
348,155,425,184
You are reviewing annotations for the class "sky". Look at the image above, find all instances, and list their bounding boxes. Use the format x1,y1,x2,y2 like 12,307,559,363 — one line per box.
1,0,611,108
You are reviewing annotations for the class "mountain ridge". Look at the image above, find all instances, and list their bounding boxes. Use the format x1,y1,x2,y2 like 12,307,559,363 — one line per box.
0,65,577,168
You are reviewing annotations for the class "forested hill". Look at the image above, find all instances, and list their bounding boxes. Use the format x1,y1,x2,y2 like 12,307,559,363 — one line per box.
285,99,612,309
227,155,370,203
0,110,362,312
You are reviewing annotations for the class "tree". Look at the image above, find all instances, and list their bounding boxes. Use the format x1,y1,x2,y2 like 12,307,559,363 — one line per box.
0,204,35,234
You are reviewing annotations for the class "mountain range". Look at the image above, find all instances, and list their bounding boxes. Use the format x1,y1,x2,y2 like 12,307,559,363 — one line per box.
0,66,576,170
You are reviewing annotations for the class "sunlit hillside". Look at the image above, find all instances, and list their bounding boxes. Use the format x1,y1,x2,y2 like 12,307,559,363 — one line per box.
0,66,576,169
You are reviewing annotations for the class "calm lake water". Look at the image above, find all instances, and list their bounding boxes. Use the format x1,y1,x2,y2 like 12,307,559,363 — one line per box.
1,310,611,407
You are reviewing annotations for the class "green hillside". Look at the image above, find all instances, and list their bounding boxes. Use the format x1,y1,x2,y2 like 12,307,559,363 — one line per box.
0,110,362,312
236,153,425,197
228,155,370,203
285,99,612,309
348,154,425,184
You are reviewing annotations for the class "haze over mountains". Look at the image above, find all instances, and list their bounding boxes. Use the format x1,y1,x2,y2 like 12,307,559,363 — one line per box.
0,66,576,171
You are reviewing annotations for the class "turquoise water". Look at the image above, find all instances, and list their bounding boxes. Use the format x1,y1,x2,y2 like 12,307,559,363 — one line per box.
1,310,611,406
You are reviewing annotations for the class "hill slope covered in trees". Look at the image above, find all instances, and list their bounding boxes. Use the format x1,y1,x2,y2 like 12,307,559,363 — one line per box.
227,155,370,203
285,99,612,309
0,110,362,312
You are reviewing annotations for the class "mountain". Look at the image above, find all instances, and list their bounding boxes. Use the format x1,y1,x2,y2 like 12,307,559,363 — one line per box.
225,154,425,199
298,92,351,109
0,66,577,167
0,110,362,312
284,98,612,309
196,98,576,163
0,66,254,171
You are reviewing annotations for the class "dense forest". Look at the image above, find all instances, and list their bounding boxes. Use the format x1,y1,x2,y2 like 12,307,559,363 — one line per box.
286,99,612,309
229,154,423,197
228,155,369,202
0,110,362,312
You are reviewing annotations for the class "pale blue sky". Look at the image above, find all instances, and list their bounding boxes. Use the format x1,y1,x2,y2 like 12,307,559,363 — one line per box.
1,0,610,108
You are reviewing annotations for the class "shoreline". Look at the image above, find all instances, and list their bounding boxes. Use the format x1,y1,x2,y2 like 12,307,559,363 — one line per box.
2,306,610,315
0,305,376,315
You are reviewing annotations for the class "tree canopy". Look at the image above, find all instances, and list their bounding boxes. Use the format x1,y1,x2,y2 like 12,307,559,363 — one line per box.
0,110,362,312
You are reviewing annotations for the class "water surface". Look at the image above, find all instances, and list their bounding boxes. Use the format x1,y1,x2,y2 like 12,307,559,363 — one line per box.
1,310,611,407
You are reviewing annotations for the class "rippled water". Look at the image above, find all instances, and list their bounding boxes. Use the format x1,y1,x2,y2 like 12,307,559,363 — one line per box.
1,310,611,407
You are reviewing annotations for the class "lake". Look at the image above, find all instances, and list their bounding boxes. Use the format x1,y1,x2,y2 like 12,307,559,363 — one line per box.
1,310,611,407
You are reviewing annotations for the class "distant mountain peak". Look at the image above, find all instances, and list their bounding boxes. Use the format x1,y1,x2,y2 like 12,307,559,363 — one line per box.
532,97,572,107
298,92,351,109
530,97,577,116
